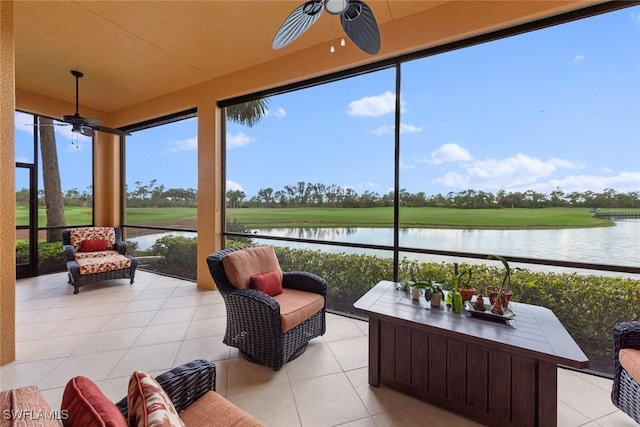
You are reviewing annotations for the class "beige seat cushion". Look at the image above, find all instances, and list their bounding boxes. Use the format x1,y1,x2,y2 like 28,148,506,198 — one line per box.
0,385,62,426
77,254,132,275
620,348,640,384
178,391,265,427
222,247,282,289
273,288,324,332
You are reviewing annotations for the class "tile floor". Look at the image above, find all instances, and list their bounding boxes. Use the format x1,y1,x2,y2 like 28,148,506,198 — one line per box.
2,271,637,427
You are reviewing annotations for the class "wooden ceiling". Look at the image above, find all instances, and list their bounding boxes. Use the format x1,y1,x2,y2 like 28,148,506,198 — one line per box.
14,1,607,114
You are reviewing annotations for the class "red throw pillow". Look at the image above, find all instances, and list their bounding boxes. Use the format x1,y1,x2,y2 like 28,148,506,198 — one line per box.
61,376,128,427
81,239,109,252
250,270,283,296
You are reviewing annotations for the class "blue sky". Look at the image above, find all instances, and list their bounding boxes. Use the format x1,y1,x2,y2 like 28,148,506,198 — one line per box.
15,6,640,199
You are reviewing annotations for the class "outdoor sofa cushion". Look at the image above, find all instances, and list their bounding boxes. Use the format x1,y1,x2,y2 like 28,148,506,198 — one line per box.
273,288,325,332
0,385,62,426
61,376,128,427
128,371,185,427
619,348,640,384
178,391,264,426
222,246,282,289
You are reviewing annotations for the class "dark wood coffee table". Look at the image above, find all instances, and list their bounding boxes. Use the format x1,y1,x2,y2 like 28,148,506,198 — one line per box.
353,281,589,427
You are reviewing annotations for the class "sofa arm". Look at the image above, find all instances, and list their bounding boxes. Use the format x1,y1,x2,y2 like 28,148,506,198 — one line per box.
614,322,640,354
113,241,127,255
283,271,327,298
115,359,216,418
63,244,76,261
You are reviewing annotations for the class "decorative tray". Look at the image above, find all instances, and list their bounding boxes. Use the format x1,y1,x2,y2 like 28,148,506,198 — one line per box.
464,301,515,320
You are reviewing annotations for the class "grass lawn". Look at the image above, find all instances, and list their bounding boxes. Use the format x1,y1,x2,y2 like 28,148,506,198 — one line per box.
16,205,633,229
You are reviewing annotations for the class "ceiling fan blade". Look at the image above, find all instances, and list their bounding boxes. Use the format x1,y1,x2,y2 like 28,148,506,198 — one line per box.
341,1,380,55
80,126,95,137
272,0,323,50
93,126,131,136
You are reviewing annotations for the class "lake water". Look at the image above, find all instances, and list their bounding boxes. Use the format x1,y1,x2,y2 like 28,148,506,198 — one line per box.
129,219,639,274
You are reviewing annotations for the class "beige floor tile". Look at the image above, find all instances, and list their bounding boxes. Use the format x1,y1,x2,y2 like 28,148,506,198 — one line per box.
192,303,227,320
327,336,369,371
227,357,290,396
73,328,144,355
98,375,130,403
226,383,301,427
39,387,65,413
372,403,483,427
47,314,115,338
0,358,65,390
119,297,167,313
290,372,369,427
74,301,129,318
558,368,619,420
170,285,204,297
333,418,377,427
184,317,227,340
22,305,87,324
200,291,225,305
593,411,640,426
14,309,44,325
161,294,203,309
135,287,175,300
133,322,190,347
149,306,196,325
557,399,591,427
38,349,127,390
353,319,369,336
108,342,182,378
100,310,156,331
19,333,93,362
16,320,67,341
284,342,342,382
345,368,422,415
174,336,231,367
323,317,366,342
212,359,229,396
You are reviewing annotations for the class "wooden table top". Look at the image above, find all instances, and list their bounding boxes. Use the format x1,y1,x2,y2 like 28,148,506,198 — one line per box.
354,281,589,369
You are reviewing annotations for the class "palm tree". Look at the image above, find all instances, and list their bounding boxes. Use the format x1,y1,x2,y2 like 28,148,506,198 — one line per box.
226,98,270,127
39,118,67,242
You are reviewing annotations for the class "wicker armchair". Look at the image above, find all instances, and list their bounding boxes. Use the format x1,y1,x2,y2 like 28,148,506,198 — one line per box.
62,227,138,294
611,321,640,424
207,246,327,371
115,359,215,418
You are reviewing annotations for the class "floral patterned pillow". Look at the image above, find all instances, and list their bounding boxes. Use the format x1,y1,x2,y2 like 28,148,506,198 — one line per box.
127,371,185,427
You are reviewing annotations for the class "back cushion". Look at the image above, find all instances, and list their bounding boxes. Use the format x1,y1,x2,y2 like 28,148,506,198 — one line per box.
70,227,116,252
222,246,283,289
61,376,128,427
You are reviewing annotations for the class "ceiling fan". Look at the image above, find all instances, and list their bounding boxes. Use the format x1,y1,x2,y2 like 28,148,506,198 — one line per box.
272,0,381,55
34,70,130,137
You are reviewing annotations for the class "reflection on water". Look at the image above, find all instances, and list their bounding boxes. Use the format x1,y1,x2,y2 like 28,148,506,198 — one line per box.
254,220,640,269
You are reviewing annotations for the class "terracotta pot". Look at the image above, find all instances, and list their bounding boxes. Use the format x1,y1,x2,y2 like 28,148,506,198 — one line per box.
458,287,476,302
430,292,442,307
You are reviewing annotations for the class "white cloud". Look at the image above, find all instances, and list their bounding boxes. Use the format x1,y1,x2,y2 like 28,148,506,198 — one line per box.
420,143,473,165
15,111,35,136
370,123,423,135
227,131,256,149
433,153,586,190
400,160,415,170
537,171,640,193
347,91,405,117
265,107,287,118
572,54,585,62
226,180,244,192
631,13,640,26
165,136,197,153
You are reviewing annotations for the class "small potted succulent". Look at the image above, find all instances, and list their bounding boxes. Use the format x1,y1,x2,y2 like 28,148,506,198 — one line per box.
486,254,523,310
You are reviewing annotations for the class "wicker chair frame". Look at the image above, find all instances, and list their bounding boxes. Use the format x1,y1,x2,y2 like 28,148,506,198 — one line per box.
62,228,138,294
611,321,640,423
207,246,327,371
115,358,216,419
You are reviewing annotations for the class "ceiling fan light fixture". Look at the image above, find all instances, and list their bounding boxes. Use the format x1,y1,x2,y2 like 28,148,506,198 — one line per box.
324,0,349,15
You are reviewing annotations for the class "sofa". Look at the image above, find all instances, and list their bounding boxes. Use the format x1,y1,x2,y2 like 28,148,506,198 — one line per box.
611,321,640,424
0,359,264,427
62,227,138,294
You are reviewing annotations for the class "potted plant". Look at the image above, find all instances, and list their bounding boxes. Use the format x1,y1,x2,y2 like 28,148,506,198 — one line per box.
486,254,524,307
455,267,476,302
411,279,444,307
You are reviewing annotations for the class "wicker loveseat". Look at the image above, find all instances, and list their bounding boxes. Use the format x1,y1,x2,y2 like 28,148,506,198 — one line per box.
207,246,327,371
0,359,264,426
611,321,640,424
62,227,138,294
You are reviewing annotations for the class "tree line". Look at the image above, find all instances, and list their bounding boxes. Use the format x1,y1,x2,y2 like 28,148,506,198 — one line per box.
16,180,639,210
231,182,640,209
